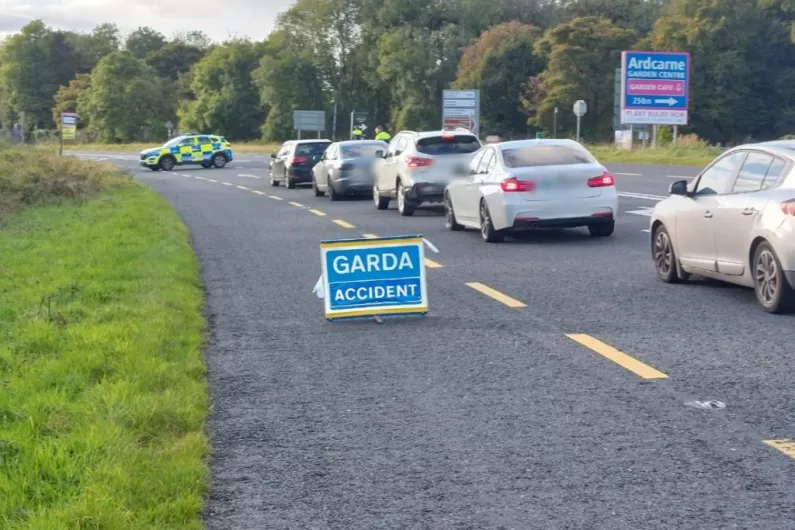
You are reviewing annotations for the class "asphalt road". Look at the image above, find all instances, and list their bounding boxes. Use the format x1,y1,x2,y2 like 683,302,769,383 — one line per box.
79,151,795,529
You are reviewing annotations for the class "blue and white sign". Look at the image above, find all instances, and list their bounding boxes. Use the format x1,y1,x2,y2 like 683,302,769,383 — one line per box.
319,235,428,320
620,50,690,125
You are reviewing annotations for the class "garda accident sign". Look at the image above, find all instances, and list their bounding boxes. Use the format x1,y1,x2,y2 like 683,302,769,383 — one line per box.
319,235,428,321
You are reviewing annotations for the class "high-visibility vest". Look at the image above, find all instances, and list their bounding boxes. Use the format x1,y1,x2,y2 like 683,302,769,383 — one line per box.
375,131,391,141
352,128,363,137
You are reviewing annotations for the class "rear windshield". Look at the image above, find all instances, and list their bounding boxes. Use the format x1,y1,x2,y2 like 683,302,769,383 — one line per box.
416,135,480,155
501,145,595,168
295,142,330,156
341,143,385,159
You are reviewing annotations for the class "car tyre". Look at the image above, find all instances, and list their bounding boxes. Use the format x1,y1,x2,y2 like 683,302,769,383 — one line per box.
396,181,415,216
652,224,688,283
328,182,340,201
753,241,795,314
285,175,296,189
588,221,615,237
149,166,160,171
312,178,324,196
201,160,212,168
212,153,226,168
444,192,463,231
270,174,279,186
479,200,504,243
373,184,389,210
160,156,176,171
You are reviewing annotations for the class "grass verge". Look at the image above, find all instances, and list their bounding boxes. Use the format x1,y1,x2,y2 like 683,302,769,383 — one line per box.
63,141,282,154
586,144,718,166
0,147,207,528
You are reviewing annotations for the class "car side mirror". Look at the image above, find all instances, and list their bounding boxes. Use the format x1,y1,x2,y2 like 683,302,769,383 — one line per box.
669,179,689,196
270,153,276,158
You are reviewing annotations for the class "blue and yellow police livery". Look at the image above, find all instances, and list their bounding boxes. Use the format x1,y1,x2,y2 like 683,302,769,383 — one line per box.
140,134,233,171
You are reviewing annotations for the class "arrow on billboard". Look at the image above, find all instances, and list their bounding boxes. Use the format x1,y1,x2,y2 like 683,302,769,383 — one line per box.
654,98,677,106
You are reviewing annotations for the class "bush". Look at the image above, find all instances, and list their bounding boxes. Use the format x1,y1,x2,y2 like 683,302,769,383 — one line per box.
0,146,130,218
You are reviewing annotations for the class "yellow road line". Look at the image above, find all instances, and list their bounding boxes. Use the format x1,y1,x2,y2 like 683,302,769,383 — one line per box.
424,258,443,268
566,334,668,379
236,185,250,190
361,233,379,238
270,195,283,200
308,209,327,216
222,182,233,186
288,201,304,207
333,219,356,228
251,190,266,195
206,179,218,183
764,439,795,460
465,282,526,308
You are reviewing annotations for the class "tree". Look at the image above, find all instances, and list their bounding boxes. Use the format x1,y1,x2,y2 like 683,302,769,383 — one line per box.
522,17,637,140
561,0,667,35
178,41,265,140
52,73,91,127
146,42,206,80
453,22,543,136
79,51,173,142
76,23,122,72
125,27,166,59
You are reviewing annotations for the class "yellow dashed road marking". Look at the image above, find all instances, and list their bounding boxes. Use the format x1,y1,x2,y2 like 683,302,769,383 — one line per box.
465,282,526,308
764,439,795,460
270,195,283,200
288,201,304,207
361,233,379,238
251,190,266,195
566,334,668,379
206,179,218,183
424,258,443,268
309,209,327,216
333,219,355,228
222,182,233,186
236,185,250,190
194,176,207,180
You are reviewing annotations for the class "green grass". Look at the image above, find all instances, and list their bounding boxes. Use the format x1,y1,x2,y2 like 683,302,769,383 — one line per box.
585,144,718,166
63,141,282,154
0,148,207,528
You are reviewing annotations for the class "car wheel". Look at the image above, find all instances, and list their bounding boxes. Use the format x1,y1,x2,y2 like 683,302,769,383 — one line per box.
396,181,414,216
588,221,615,237
270,174,279,186
212,153,226,168
373,184,389,210
160,156,176,171
652,224,687,283
201,160,212,168
285,175,296,189
444,192,463,231
753,241,795,313
479,200,504,243
328,182,339,201
312,178,324,196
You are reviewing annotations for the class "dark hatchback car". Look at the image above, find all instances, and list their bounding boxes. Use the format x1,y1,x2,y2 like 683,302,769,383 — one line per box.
311,140,388,200
269,139,332,188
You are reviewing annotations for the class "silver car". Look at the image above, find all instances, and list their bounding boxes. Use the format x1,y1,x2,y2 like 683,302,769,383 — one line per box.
311,140,388,201
373,128,482,216
650,140,795,313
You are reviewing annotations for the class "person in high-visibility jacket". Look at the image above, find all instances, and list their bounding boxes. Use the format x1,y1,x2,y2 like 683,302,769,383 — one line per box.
374,126,391,142
352,126,363,140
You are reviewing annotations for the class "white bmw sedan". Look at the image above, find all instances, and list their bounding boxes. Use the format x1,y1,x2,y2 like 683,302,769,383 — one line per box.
650,140,795,313
443,139,618,242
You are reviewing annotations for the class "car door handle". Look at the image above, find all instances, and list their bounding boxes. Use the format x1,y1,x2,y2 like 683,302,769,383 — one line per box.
742,207,756,216
703,211,713,218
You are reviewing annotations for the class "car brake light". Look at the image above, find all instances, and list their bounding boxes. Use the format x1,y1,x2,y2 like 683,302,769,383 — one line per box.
780,199,795,215
407,156,433,168
500,176,535,192
291,156,308,164
587,172,615,187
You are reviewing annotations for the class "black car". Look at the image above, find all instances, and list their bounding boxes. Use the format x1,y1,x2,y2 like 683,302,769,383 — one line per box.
269,139,332,189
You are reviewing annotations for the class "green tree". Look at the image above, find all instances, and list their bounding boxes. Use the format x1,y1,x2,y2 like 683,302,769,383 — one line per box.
453,22,543,136
125,26,166,58
79,51,173,142
52,73,91,127
562,0,667,35
74,23,122,72
146,42,206,80
178,41,265,139
523,17,637,140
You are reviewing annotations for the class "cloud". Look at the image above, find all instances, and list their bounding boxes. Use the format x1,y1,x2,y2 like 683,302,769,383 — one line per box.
0,0,296,41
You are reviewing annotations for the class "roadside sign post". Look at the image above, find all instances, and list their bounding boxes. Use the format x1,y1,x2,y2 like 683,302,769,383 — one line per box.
553,107,558,138
442,90,480,136
620,50,690,132
573,100,587,141
164,120,173,139
59,112,77,155
318,235,429,321
293,110,326,140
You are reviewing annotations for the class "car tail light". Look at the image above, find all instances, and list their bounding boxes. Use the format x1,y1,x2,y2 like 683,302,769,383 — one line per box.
587,172,615,187
500,176,535,192
407,156,433,168
780,199,795,215
291,156,308,164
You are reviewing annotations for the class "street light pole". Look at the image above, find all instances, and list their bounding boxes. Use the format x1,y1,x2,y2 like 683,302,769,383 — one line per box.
553,107,558,138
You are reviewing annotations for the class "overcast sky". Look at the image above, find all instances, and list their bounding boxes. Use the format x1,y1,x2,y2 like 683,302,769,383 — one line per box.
0,0,296,41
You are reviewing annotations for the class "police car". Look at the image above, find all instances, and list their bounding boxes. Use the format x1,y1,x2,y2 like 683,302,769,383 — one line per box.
140,134,233,171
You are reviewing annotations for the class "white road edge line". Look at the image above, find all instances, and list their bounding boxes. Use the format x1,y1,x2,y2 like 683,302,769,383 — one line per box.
618,192,666,201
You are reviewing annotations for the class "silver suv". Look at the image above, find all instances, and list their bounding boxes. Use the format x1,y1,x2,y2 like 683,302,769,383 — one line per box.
372,129,482,216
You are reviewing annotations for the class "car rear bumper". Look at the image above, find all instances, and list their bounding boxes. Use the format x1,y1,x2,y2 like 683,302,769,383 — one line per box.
332,172,374,195
492,194,618,230
287,168,313,183
511,214,614,230
405,182,445,204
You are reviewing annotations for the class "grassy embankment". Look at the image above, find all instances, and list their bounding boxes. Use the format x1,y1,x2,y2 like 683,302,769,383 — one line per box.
0,146,207,528
64,138,718,166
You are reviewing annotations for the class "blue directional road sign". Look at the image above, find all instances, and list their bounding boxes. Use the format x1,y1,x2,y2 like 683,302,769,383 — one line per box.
320,235,428,320
620,50,690,125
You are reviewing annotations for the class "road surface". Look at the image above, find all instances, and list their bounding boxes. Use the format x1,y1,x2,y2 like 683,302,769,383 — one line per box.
78,151,795,529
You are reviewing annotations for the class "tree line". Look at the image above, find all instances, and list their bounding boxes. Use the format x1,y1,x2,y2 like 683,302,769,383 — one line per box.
1,0,794,145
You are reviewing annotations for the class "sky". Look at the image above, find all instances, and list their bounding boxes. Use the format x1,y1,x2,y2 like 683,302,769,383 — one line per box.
0,0,296,41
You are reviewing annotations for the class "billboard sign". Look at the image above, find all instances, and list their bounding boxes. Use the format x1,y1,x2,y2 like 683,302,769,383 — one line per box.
620,51,690,125
442,90,480,136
